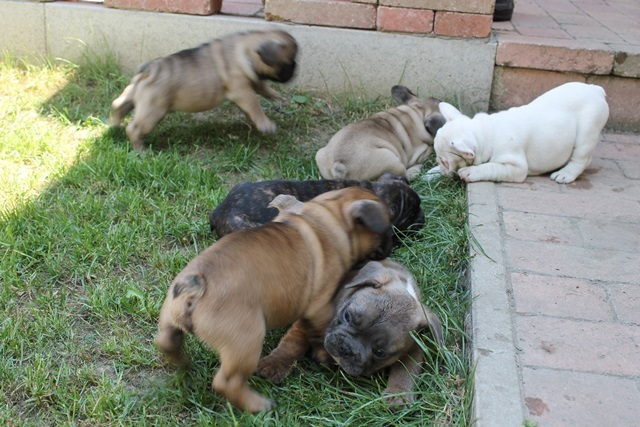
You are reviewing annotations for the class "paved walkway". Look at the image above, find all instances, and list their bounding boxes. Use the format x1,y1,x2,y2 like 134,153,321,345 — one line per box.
469,2,640,426
468,131,640,426
493,0,640,48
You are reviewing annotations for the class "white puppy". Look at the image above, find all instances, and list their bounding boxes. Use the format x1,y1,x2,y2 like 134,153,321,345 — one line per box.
434,82,609,184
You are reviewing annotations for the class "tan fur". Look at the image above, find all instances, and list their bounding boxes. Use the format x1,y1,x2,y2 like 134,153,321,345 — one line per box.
155,188,392,413
315,86,446,181
110,29,298,151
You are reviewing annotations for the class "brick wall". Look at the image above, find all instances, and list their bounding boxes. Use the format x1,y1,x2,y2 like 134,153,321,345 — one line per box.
102,0,495,38
266,0,494,38
104,0,223,15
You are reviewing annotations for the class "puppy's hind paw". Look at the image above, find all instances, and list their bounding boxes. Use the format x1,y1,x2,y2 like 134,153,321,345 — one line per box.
256,355,295,383
550,171,577,184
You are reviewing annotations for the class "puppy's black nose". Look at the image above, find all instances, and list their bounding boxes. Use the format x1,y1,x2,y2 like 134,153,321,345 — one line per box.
338,341,353,358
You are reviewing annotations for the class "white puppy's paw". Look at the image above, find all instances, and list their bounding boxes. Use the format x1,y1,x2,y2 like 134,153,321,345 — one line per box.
550,171,577,184
458,166,476,183
424,165,442,181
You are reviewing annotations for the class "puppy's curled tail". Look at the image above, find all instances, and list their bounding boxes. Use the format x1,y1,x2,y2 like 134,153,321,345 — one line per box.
315,148,346,179
155,274,206,365
330,162,347,180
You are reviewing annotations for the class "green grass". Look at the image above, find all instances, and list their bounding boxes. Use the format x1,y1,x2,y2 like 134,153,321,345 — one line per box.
0,54,472,426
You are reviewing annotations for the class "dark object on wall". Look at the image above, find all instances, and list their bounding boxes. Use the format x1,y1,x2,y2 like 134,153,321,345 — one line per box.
494,0,514,21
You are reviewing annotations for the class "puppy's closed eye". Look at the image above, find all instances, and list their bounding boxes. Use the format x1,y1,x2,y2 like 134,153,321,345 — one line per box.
372,348,387,359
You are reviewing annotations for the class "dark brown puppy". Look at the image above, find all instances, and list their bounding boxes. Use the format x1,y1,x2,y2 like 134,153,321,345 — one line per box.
209,172,424,245
110,29,298,151
155,187,393,413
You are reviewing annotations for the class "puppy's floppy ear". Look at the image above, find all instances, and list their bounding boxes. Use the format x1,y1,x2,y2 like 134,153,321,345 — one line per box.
438,102,465,121
451,138,477,159
257,40,285,67
377,172,409,186
269,194,303,213
391,85,417,105
348,200,390,234
344,261,388,289
425,113,446,136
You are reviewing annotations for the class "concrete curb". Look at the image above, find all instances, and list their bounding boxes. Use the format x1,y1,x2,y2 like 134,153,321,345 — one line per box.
466,182,525,426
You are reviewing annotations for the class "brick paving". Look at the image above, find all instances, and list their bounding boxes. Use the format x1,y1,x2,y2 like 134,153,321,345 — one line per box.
489,16,640,423
476,130,640,426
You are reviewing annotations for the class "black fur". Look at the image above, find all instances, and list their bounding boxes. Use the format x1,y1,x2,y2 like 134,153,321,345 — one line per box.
209,172,424,246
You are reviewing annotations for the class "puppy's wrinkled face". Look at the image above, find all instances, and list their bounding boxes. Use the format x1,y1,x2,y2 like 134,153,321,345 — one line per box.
254,31,298,83
433,102,479,176
391,85,447,139
325,284,422,376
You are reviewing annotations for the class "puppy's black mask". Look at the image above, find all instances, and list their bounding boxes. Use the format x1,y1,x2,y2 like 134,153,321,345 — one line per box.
266,60,297,83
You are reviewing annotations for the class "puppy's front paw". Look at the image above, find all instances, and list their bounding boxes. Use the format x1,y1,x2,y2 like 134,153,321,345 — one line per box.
383,386,414,408
257,119,277,134
256,355,295,383
457,166,475,182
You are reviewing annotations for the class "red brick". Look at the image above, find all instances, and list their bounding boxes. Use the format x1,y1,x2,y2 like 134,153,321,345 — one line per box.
496,33,614,75
511,273,611,321
491,67,585,111
434,11,492,38
517,316,640,376
376,6,433,33
587,74,640,132
491,67,640,132
505,239,639,283
522,368,640,426
104,0,222,15
498,184,640,223
503,211,582,245
380,0,493,14
265,0,376,29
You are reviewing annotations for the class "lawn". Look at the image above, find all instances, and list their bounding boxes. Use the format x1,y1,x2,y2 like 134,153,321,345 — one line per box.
0,54,472,426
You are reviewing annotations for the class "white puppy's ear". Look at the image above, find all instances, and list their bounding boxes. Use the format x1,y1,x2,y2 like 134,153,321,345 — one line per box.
451,138,477,159
438,102,465,121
